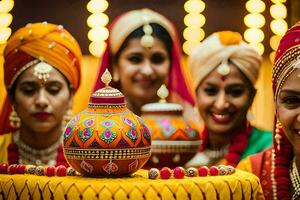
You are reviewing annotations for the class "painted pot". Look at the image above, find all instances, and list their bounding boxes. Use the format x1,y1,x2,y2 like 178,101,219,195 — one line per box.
63,70,151,176
141,85,201,167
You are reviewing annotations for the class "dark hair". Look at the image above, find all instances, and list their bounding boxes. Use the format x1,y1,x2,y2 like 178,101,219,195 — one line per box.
114,23,173,62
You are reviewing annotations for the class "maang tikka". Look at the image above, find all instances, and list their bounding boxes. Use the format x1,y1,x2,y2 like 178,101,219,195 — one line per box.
140,11,154,48
33,61,53,85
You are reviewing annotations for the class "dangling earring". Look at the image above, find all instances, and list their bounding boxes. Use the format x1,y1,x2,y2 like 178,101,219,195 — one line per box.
275,121,282,151
63,109,73,126
9,107,21,129
113,70,119,82
247,110,255,122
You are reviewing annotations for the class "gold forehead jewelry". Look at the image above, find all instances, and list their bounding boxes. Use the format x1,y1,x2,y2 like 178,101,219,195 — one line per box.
33,61,53,84
217,60,230,76
140,12,154,48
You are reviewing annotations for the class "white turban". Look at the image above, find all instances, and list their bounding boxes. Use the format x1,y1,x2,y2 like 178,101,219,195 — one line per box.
189,31,262,88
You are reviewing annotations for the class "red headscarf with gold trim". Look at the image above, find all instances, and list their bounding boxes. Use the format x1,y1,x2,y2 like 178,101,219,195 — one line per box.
0,22,82,134
272,21,300,199
93,9,196,115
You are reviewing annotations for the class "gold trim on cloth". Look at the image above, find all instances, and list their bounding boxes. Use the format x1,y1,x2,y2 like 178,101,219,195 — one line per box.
273,45,300,101
151,140,201,153
64,147,151,160
0,169,264,199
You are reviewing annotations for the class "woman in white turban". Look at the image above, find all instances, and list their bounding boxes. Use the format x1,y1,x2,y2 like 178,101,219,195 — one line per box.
187,31,272,167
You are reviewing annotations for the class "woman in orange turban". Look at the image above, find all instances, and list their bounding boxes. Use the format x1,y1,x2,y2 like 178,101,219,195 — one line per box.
0,22,82,166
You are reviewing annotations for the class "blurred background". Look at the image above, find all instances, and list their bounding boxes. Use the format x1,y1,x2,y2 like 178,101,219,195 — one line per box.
0,0,299,130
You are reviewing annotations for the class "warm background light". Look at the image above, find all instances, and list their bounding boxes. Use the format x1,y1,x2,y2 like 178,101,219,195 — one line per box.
269,35,281,51
0,27,11,44
87,0,109,57
0,0,14,13
87,0,108,13
244,13,265,28
271,0,286,3
184,13,205,27
270,19,288,36
269,1,287,62
0,13,12,28
182,40,199,55
244,28,264,43
87,13,109,27
184,0,205,13
0,0,13,46
183,27,205,41
183,0,206,55
88,27,109,41
270,3,287,19
89,41,107,58
245,0,265,13
244,0,265,55
249,42,264,55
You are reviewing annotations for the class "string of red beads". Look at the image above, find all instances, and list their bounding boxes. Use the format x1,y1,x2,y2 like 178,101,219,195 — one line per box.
0,163,79,176
148,165,236,179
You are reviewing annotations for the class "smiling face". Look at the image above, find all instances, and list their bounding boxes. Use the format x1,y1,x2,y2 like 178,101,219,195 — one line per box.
12,64,72,133
276,68,300,155
114,37,170,107
196,63,254,134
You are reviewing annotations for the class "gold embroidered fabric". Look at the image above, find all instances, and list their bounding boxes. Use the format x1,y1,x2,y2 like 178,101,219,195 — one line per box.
0,169,264,199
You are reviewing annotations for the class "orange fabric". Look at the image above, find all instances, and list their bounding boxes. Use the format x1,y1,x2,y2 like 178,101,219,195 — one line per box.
4,23,82,90
0,22,82,134
238,148,273,200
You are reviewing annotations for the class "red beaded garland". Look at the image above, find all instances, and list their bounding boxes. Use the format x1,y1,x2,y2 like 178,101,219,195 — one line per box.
17,164,26,174
198,166,209,177
0,163,78,177
173,167,185,179
160,167,172,179
46,166,55,177
148,165,236,179
209,166,219,176
56,165,67,176
0,164,8,174
8,164,17,174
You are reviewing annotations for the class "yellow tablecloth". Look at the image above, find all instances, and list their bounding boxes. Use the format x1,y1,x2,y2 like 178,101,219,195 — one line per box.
0,169,264,200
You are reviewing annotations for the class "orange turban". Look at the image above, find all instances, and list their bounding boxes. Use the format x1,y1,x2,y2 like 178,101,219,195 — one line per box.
4,22,82,91
1,22,82,134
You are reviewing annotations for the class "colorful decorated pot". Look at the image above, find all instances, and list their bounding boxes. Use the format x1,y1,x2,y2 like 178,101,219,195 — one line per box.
63,70,151,176
141,85,201,167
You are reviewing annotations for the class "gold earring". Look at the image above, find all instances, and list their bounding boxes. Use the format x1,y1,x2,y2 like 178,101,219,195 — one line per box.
247,110,255,122
9,107,21,129
64,109,73,123
275,121,282,151
113,71,119,82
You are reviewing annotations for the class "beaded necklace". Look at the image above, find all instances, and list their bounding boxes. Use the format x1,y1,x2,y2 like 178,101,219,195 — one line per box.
202,145,229,165
8,131,66,166
290,157,300,200
13,130,62,166
201,124,252,167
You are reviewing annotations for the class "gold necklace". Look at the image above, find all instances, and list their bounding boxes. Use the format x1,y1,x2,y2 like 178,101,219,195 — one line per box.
13,130,62,165
290,157,300,200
